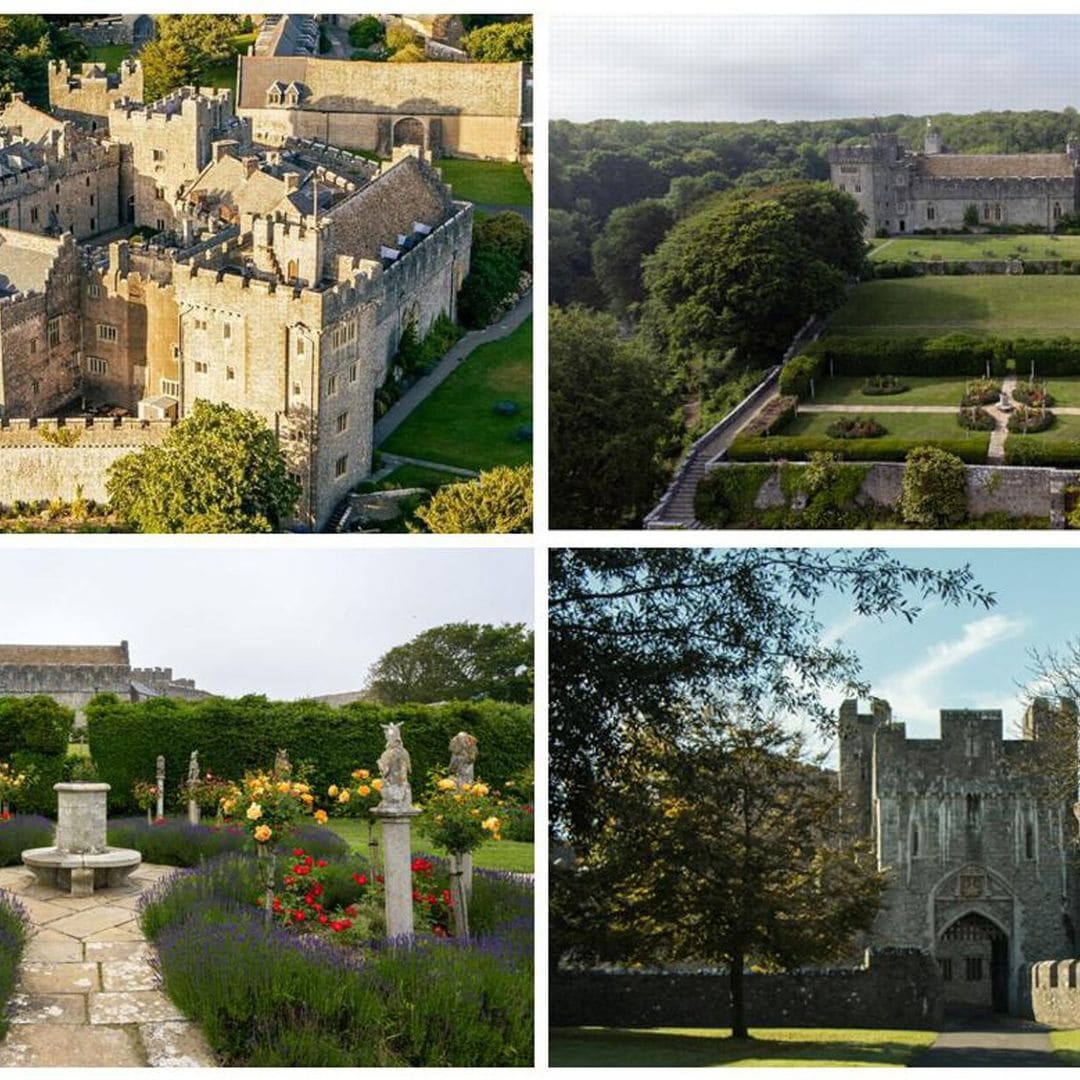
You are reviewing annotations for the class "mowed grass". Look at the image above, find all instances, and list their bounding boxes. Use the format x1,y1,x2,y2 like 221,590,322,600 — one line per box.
377,464,456,491
870,234,1080,262
1007,413,1080,442
85,44,133,71
550,1027,937,1067
1050,1030,1080,1065
200,33,257,94
324,818,533,873
381,316,532,471
780,411,972,441
435,159,532,206
1043,377,1080,406
808,376,971,406
829,277,1080,338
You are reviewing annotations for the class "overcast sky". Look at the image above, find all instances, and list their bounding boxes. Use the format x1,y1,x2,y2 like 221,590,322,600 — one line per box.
552,15,1080,123
0,546,532,699
807,548,1078,748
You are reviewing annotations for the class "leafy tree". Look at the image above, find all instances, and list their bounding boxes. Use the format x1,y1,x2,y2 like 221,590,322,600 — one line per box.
387,43,426,64
963,203,980,228
474,211,532,270
556,714,886,1037
413,465,532,534
348,16,384,49
463,20,532,62
549,306,674,529
0,15,86,105
549,548,994,840
458,248,521,328
106,400,301,533
385,23,421,56
364,622,534,705
574,150,668,223
900,445,968,528
139,15,243,100
592,198,674,317
549,210,603,309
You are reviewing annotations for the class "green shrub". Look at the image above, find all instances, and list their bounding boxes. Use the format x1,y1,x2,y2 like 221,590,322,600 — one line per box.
805,335,1007,378
861,374,908,396
1005,439,1080,467
88,696,532,816
693,464,773,526
348,15,383,48
10,749,67,817
778,353,821,399
957,407,996,431
1007,407,1055,434
728,434,989,465
0,696,73,757
871,260,919,279
824,416,886,439
900,445,968,528
458,248,521,328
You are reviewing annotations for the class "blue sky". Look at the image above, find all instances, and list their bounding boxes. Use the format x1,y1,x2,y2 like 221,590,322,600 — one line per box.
810,547,1078,746
552,15,1080,123
0,546,533,699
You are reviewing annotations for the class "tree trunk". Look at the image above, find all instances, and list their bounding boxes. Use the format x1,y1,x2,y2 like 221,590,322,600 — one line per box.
449,853,469,938
730,946,748,1039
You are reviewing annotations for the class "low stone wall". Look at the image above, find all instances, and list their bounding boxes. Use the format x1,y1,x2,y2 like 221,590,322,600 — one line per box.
1021,960,1080,1027
551,948,943,1031
740,461,1074,524
0,418,172,504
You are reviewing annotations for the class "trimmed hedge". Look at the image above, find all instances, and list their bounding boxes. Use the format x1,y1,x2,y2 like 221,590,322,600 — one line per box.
0,697,75,816
728,434,989,464
778,354,820,398
87,696,533,816
1005,438,1080,467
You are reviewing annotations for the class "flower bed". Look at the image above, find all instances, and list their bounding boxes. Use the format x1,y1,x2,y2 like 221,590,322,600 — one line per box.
1012,381,1056,407
1008,406,1055,434
960,378,1002,407
138,852,533,1066
0,890,28,1037
0,814,54,866
957,406,997,431
825,417,887,439
861,375,909,396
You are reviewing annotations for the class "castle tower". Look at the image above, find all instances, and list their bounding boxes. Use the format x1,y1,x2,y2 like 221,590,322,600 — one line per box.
924,118,942,155
838,697,891,837
827,133,908,236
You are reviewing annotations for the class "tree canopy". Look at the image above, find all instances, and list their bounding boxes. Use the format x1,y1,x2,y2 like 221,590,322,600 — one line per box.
106,400,301,533
364,621,534,705
139,15,244,101
414,465,532,534
0,16,86,105
592,198,674,317
463,20,532,62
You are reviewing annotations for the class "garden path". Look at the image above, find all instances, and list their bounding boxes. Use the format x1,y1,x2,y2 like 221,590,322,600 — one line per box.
0,863,215,1068
986,375,1018,465
911,1009,1061,1067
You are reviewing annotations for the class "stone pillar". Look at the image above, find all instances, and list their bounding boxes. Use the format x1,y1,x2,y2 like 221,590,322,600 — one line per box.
155,755,165,820
372,805,421,939
449,731,478,899
55,783,110,854
188,799,200,826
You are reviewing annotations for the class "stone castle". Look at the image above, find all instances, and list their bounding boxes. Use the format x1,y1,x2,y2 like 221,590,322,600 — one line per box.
839,697,1079,1013
829,120,1080,236
0,641,210,728
0,59,475,528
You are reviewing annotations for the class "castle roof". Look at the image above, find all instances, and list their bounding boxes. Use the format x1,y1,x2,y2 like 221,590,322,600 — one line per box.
918,153,1074,179
0,97,64,144
0,232,62,297
256,14,320,58
0,643,129,666
237,56,522,116
185,154,291,218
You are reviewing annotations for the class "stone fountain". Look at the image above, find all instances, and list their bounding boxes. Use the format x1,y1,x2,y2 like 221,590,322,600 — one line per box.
22,782,141,897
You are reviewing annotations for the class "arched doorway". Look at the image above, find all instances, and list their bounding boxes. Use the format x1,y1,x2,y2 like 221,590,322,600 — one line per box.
938,912,1010,1013
393,117,425,150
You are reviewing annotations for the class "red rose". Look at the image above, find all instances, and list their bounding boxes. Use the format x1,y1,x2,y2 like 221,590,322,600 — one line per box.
293,848,305,857
330,921,345,932
292,910,305,922
316,859,327,868
318,915,329,925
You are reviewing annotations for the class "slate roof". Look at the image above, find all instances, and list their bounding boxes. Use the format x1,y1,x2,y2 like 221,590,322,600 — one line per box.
0,644,129,666
918,153,1075,179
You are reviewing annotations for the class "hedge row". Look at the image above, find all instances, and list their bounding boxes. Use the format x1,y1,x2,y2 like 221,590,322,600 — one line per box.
0,697,74,816
798,334,1080,380
727,434,990,464
87,696,533,816
1005,439,1080,468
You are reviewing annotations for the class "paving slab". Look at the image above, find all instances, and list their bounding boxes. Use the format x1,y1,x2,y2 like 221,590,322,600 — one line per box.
0,1022,146,1067
89,990,186,1025
7,991,87,1025
19,962,100,994
84,940,151,963
23,930,83,963
100,959,159,992
47,906,138,938
140,1021,217,1067
81,922,146,943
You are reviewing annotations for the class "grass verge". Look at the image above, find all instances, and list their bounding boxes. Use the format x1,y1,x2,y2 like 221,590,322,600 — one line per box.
435,159,532,206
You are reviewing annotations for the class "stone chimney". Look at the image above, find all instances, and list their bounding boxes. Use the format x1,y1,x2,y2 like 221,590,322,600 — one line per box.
241,155,260,178
282,171,301,193
212,139,239,163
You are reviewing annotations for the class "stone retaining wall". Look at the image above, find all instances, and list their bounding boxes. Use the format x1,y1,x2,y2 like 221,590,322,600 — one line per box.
550,948,943,1031
1020,960,1080,1027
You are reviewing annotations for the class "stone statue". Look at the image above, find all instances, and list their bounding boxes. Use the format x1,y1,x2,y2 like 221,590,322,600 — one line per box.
377,723,412,810
156,755,165,786
274,748,291,778
449,731,478,786
155,755,165,819
187,750,199,785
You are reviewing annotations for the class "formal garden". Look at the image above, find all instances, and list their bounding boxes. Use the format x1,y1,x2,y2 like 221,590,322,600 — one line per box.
0,695,534,1067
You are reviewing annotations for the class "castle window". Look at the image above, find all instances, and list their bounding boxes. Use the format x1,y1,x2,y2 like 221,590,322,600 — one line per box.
194,318,207,332
292,382,301,397
994,204,1003,222
1054,202,1063,221
194,361,209,375
48,317,61,348
153,149,165,163
965,957,983,982
911,824,920,857
96,323,117,343
30,379,39,395
334,454,348,479
853,182,861,193
287,259,299,281
327,374,338,396
226,366,235,381
29,340,36,355
156,219,165,232
1025,823,1035,859
86,176,90,188
54,183,60,195
89,194,95,206
296,339,305,356
983,203,991,221
87,284,102,299
926,205,936,222
90,218,95,232
154,186,165,200
939,958,953,982
0,209,8,229
161,379,180,398
349,362,357,383
29,207,38,224
223,323,231,341
336,411,348,434
966,794,981,828
87,356,107,375
839,183,846,192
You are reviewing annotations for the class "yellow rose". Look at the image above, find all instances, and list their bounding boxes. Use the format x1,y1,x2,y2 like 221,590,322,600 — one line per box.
221,799,235,815
352,769,370,781
437,778,456,791
328,784,339,798
371,779,382,791
472,783,489,797
313,809,328,825
481,816,500,832
357,784,371,797
470,809,480,817
276,781,291,794
253,824,272,843
246,803,263,821
301,793,314,805
338,789,351,804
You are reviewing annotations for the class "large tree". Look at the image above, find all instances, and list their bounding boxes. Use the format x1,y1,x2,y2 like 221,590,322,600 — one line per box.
106,400,300,533
413,465,532,534
550,306,675,529
592,198,675,318
0,15,86,105
555,714,886,1037
364,622,534,705
463,20,532,62
139,15,244,101
549,548,995,840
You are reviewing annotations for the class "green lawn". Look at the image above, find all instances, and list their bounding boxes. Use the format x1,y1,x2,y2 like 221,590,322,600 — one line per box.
85,44,133,71
380,316,532,471
199,33,257,94
870,234,1080,262
1050,1030,1080,1065
377,464,456,492
325,818,533,873
435,159,532,206
550,1027,937,1067
1006,413,1080,442
1042,377,1080,406
829,277,1080,338
781,411,973,441
808,376,972,406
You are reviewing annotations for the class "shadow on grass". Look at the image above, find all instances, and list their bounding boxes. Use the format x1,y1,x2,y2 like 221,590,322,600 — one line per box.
549,1027,935,1068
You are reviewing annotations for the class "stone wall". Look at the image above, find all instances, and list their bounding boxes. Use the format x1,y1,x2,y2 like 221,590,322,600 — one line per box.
1022,960,1080,1027
0,417,173,503
550,949,944,1031
48,60,144,131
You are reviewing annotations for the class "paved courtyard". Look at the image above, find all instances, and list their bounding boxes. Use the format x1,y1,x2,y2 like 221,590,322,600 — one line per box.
0,863,216,1067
